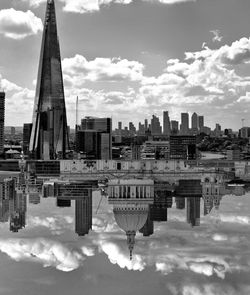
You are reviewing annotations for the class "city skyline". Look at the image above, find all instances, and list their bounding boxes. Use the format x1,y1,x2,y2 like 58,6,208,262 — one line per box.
1,0,250,129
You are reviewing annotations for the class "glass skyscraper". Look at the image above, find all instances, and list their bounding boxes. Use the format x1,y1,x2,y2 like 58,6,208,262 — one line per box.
29,0,68,160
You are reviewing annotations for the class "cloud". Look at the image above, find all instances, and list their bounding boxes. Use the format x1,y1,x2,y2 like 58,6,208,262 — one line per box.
0,238,84,272
97,240,146,271
210,30,223,43
24,0,196,13
0,8,42,39
0,75,35,125
62,55,144,84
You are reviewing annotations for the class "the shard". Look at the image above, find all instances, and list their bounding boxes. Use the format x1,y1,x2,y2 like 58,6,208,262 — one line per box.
29,0,68,160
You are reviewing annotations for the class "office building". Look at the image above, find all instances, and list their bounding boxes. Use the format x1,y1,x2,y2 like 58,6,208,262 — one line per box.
186,197,201,227
23,123,32,155
180,113,189,135
80,117,112,159
29,0,68,160
151,115,162,135
0,92,5,154
163,111,171,136
170,136,197,160
75,189,92,236
198,116,204,130
171,120,179,134
191,112,198,134
118,122,122,130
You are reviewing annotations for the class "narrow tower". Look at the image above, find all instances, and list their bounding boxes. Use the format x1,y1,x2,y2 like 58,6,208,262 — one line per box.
29,0,68,160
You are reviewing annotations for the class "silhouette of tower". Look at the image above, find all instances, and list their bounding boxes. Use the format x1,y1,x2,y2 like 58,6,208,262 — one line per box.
29,0,68,160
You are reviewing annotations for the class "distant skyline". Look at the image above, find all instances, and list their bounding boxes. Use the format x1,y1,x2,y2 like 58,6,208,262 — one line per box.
1,0,250,129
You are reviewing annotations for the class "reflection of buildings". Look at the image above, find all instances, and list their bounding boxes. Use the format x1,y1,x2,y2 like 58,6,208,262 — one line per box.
150,187,173,222
201,174,225,215
108,179,154,259
75,191,92,236
0,181,9,222
175,180,202,226
52,181,96,236
5,178,27,232
186,197,200,227
139,211,154,236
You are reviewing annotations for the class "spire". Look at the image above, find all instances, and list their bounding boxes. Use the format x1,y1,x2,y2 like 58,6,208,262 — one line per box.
126,231,136,261
29,0,68,160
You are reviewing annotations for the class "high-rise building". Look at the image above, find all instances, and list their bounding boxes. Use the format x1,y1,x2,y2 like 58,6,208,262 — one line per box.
23,123,33,155
171,120,179,134
163,111,171,136
144,119,148,131
80,117,112,159
180,113,189,135
118,122,122,130
191,112,198,129
186,197,201,227
198,116,204,130
151,115,162,135
29,0,68,160
75,190,92,236
0,92,5,154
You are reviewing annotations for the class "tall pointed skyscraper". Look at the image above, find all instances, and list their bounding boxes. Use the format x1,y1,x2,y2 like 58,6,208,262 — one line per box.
29,0,68,160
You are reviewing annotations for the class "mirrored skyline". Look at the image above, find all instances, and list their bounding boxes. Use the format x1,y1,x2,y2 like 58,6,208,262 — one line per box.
0,171,250,295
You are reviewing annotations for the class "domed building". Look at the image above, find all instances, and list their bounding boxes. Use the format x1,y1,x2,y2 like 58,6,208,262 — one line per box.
108,178,154,260
114,203,149,260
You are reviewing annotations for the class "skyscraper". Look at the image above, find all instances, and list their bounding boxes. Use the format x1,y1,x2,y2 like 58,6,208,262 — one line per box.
29,0,68,160
191,112,198,129
180,113,189,135
163,111,171,136
75,190,92,236
0,92,5,154
198,115,204,130
171,120,179,134
151,115,162,135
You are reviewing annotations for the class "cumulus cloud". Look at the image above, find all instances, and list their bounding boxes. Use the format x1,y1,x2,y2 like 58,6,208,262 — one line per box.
0,238,84,272
97,240,146,271
0,8,42,39
23,0,196,13
0,75,34,125
62,55,144,84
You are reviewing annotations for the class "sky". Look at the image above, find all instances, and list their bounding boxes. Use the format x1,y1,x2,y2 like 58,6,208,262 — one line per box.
0,190,250,295
0,0,250,130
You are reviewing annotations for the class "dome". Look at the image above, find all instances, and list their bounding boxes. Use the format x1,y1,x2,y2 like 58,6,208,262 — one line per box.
113,204,149,260
113,204,149,232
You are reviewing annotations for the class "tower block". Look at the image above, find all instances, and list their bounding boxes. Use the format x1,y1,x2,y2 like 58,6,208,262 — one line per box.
29,0,68,160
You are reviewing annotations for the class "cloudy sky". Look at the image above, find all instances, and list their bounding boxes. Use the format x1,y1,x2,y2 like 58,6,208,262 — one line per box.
0,190,250,295
0,0,250,130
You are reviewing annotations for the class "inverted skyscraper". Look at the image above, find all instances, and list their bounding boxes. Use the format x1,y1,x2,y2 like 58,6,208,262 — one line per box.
29,0,68,160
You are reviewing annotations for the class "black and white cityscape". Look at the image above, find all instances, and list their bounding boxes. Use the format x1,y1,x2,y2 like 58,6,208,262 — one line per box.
0,0,250,295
